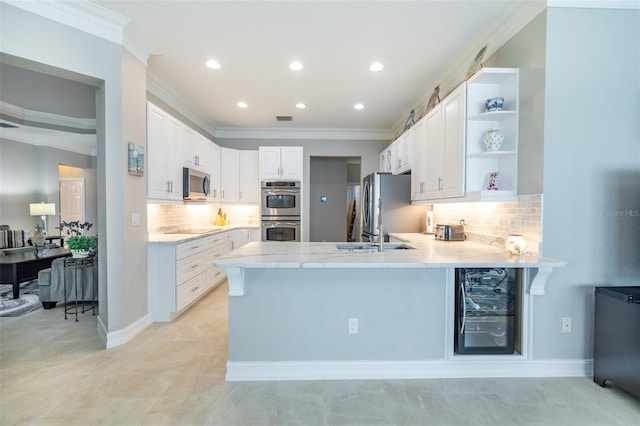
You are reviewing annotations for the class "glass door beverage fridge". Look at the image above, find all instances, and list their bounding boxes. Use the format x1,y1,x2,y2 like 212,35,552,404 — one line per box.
455,268,519,355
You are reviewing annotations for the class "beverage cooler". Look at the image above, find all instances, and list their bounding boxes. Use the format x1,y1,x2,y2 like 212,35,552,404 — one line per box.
455,268,520,355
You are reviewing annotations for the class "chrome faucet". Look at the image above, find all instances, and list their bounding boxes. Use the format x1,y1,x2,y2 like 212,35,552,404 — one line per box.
377,196,384,252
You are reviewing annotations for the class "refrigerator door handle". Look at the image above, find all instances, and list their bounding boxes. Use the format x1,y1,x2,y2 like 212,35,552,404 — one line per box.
459,280,467,334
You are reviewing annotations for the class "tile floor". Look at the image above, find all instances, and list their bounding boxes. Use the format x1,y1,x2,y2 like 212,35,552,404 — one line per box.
1,282,639,425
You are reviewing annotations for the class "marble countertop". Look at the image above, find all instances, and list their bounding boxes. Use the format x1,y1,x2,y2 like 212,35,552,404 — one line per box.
214,233,567,269
149,224,259,244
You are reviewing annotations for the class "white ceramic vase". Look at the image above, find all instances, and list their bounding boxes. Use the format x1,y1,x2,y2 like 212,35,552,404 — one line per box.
483,128,504,151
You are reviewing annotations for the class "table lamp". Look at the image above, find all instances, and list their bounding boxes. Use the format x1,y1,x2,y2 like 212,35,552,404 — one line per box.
29,202,56,235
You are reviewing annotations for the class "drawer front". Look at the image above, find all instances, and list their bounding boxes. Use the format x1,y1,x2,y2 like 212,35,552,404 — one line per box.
207,267,226,289
176,252,208,284
177,238,211,259
177,272,206,311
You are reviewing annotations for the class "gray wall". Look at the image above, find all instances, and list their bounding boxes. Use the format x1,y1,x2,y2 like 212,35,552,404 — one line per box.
484,11,546,195
0,139,97,232
310,157,348,242
537,7,640,359
229,268,447,361
1,3,149,337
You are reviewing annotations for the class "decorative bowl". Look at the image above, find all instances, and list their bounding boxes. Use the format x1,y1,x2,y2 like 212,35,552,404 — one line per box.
484,97,504,112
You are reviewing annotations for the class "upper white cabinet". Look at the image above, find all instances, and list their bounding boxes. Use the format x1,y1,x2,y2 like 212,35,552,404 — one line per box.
465,67,519,201
379,146,392,173
209,142,221,202
259,146,303,180
147,102,183,200
183,126,207,170
221,147,240,203
392,132,411,174
239,150,259,203
417,84,466,201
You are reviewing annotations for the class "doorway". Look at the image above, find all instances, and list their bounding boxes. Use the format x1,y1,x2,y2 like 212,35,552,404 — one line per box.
59,177,86,225
309,157,361,242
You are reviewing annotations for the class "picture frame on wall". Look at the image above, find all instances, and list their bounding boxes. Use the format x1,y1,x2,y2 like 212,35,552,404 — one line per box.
128,141,144,176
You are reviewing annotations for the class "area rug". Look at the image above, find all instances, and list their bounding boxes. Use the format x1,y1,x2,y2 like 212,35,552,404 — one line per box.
0,280,42,317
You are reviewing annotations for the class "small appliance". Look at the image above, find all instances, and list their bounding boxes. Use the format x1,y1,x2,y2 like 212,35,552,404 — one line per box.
182,167,210,200
435,224,465,241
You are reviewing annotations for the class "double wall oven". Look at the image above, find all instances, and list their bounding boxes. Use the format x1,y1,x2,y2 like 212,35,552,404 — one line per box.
261,181,301,242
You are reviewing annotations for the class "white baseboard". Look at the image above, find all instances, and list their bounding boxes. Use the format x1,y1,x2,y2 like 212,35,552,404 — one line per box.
96,313,153,349
226,359,593,381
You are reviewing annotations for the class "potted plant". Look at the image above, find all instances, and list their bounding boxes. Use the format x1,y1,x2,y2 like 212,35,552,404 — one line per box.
57,220,97,257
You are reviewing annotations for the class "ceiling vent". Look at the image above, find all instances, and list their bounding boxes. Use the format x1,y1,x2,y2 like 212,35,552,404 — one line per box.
0,122,19,128
276,115,293,122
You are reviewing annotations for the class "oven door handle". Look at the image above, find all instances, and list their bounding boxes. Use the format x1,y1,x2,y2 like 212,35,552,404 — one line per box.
263,190,299,195
265,222,300,227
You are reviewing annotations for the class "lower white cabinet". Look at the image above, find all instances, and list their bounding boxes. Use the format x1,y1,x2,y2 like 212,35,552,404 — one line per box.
150,231,233,322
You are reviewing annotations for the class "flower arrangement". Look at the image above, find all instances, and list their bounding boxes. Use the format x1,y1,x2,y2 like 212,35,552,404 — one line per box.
57,221,97,252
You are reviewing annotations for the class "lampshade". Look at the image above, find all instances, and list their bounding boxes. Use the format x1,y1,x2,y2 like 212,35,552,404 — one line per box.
29,203,56,216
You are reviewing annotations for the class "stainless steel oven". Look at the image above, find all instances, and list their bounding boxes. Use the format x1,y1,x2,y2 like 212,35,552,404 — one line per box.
261,181,301,217
261,218,301,242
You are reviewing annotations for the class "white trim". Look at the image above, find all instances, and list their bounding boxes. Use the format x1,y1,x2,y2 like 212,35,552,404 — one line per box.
226,359,593,381
102,313,153,349
123,32,150,67
213,127,393,141
3,0,129,45
530,267,554,295
1,101,96,131
548,0,640,9
227,267,245,296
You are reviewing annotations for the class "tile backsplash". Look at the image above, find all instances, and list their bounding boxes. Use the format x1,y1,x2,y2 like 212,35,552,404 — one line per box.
433,194,542,254
148,203,259,234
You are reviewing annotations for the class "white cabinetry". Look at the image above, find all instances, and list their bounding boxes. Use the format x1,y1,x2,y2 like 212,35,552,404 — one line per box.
465,68,519,201
233,227,260,248
413,85,466,201
147,102,183,200
392,132,411,174
259,146,303,180
183,126,209,170
209,142,221,202
150,231,233,322
221,147,240,202
379,146,392,173
239,150,259,203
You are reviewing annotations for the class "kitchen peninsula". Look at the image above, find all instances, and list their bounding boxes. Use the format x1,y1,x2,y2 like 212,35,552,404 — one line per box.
215,235,568,381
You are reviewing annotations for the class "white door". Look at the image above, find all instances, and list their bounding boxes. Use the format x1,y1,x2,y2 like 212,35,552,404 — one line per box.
59,178,85,225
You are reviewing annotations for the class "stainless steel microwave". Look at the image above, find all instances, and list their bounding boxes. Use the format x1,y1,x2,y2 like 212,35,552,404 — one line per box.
183,167,210,200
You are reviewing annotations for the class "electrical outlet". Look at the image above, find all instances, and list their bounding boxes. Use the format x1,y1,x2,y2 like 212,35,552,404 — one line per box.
348,318,359,334
562,317,572,333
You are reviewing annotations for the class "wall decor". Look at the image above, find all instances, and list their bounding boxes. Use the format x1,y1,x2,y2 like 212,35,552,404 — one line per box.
403,109,416,131
423,85,441,117
465,45,487,80
128,141,144,176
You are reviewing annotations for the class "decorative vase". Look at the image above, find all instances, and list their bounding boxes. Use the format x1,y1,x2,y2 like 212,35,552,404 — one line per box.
483,128,504,151
71,249,89,258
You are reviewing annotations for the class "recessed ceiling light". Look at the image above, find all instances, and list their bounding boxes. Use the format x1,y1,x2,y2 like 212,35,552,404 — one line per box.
289,61,303,71
369,62,384,72
296,103,306,109
237,102,248,108
206,59,221,69
354,103,365,110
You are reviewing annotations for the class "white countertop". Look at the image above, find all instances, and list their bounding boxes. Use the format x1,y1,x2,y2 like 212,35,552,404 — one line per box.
149,224,259,244
214,233,567,269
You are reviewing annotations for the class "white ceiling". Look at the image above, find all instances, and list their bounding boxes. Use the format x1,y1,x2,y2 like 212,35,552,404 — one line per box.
90,0,520,137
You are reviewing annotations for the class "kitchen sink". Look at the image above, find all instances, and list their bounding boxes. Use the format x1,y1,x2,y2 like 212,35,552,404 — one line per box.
336,243,414,251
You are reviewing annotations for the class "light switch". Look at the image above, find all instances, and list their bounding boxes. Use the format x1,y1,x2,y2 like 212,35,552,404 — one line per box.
131,213,141,226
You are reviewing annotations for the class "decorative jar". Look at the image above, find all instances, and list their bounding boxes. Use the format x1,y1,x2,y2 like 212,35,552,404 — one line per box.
483,128,504,151
484,97,504,112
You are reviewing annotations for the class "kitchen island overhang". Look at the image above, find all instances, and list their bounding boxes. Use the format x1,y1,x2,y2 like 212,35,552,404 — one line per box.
215,240,569,382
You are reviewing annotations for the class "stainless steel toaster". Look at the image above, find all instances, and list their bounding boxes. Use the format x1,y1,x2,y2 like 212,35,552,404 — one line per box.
435,224,466,241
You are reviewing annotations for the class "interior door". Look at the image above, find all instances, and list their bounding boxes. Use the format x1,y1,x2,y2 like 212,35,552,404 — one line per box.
59,178,85,225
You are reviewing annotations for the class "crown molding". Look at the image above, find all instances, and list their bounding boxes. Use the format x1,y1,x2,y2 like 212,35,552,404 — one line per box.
0,101,96,133
213,127,393,141
548,0,640,8
3,0,129,44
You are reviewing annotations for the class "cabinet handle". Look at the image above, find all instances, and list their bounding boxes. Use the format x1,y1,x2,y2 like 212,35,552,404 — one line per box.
222,190,225,199
438,177,443,191
191,286,200,292
167,181,171,193
239,191,242,199
190,264,200,269
213,189,217,198
191,245,200,250
398,159,401,168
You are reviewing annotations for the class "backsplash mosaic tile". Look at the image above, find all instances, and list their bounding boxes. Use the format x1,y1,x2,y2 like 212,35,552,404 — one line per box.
148,204,259,234
433,194,542,254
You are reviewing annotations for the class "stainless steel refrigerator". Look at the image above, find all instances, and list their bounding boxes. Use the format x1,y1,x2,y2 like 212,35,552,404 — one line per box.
360,172,424,242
